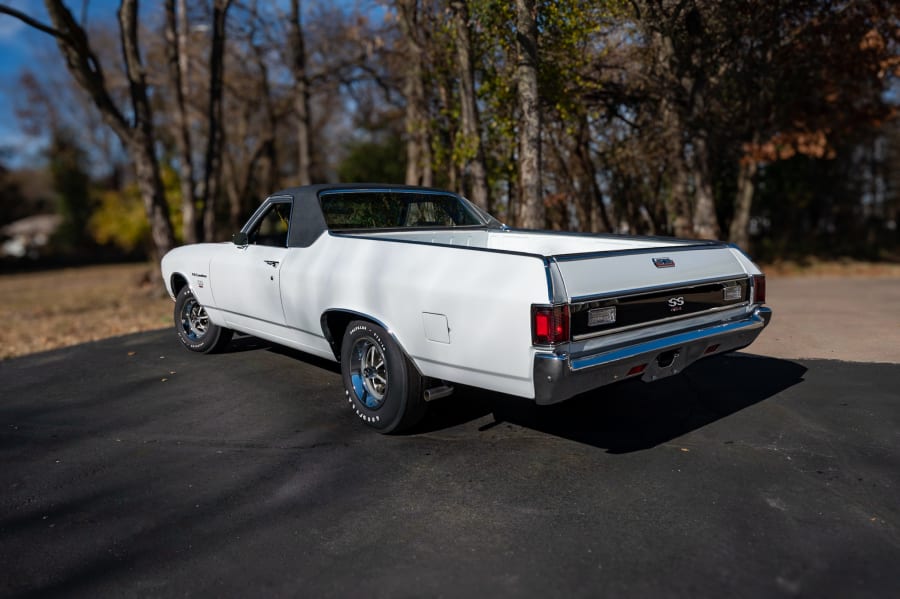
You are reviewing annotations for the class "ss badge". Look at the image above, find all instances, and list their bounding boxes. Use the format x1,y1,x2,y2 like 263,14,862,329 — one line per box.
667,296,685,311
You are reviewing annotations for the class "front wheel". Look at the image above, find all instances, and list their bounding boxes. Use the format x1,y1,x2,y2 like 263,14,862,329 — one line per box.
340,320,425,434
174,286,233,353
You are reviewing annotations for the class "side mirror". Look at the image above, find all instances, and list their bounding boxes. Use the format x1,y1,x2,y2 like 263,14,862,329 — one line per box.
232,232,249,246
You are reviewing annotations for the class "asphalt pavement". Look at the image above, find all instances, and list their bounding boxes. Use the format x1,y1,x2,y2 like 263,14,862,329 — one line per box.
1,330,898,598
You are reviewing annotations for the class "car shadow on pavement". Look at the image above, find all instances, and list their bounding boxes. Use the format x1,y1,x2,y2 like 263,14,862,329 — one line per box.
222,336,807,453
419,353,808,453
228,333,342,373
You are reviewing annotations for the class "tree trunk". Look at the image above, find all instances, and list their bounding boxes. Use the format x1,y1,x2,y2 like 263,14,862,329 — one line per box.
451,0,489,210
165,0,197,244
690,134,721,239
200,0,231,242
515,0,543,229
131,134,176,262
398,0,431,187
729,158,757,249
659,88,692,236
289,0,312,186
574,117,612,232
118,0,176,258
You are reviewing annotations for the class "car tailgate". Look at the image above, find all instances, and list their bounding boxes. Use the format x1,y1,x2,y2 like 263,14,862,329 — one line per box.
554,245,745,299
552,245,752,339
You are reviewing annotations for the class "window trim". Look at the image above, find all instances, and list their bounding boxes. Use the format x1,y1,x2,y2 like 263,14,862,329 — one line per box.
241,195,294,248
317,188,486,231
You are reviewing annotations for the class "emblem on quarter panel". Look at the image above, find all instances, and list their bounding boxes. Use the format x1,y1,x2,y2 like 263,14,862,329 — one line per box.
652,257,675,268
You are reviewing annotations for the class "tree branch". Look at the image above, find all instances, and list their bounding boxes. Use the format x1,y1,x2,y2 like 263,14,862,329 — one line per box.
0,4,71,42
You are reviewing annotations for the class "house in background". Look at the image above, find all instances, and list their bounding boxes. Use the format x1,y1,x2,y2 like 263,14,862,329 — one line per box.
1,214,61,258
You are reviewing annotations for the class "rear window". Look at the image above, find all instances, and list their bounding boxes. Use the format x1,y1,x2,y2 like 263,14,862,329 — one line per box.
320,191,483,230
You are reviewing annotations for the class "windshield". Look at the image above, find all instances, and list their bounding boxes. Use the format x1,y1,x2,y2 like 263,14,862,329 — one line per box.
319,190,489,230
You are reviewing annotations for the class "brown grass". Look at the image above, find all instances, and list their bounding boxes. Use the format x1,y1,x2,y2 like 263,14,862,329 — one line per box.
1,259,897,361
760,258,900,278
0,263,172,360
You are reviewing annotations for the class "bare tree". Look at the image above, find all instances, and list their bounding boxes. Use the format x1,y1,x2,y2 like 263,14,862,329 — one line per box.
0,0,178,264
397,0,433,187
165,0,197,243
288,0,313,186
199,0,232,241
222,2,284,231
450,0,489,210
514,0,543,228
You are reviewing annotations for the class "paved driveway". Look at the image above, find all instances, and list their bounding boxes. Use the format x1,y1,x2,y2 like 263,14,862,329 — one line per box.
1,327,898,597
751,276,900,364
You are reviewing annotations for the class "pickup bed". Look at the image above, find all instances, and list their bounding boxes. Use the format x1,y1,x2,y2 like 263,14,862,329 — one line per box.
161,184,771,433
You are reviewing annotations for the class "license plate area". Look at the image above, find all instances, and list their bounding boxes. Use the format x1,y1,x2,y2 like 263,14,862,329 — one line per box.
641,347,683,381
571,277,750,340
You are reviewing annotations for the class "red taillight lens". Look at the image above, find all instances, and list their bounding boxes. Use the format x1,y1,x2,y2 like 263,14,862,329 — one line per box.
752,275,766,304
532,304,570,345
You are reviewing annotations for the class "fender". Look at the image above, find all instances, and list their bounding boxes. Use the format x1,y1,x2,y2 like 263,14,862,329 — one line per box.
320,308,423,376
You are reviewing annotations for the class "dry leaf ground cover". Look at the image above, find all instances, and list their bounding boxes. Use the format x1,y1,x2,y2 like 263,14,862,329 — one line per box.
0,263,172,360
1,260,898,362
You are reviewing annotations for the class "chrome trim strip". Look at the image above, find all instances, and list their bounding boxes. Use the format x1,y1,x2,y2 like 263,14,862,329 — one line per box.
569,275,749,304
727,242,758,263
542,258,554,303
535,353,569,362
571,302,751,341
551,241,728,262
319,188,459,197
240,195,293,236
502,227,720,246
569,308,769,371
328,231,548,260
544,258,568,303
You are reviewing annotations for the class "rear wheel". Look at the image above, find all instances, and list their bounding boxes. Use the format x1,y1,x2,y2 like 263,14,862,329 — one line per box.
340,320,425,433
174,286,233,353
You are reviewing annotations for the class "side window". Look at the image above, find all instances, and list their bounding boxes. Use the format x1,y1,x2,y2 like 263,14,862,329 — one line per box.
249,202,292,247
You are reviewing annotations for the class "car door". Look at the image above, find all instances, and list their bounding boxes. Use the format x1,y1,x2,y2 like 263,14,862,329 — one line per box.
209,198,292,326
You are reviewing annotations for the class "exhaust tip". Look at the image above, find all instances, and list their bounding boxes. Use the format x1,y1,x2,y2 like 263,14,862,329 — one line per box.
424,385,454,402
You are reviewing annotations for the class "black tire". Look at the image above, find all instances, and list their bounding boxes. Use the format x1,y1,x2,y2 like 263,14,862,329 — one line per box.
174,286,233,353
340,320,425,434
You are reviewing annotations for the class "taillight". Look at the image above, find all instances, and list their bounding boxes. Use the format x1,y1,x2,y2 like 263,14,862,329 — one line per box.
752,275,766,304
532,304,570,345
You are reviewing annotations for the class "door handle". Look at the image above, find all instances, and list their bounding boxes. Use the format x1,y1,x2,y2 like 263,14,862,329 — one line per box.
264,260,279,267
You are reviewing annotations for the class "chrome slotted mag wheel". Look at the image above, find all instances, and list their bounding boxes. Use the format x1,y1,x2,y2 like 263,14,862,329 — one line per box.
180,296,209,340
349,337,388,409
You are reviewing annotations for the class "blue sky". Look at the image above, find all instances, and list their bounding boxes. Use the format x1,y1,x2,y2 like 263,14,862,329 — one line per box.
0,0,130,165
0,0,382,168
0,2,50,160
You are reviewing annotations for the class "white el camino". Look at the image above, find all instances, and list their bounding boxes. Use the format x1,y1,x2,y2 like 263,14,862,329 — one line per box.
161,184,772,433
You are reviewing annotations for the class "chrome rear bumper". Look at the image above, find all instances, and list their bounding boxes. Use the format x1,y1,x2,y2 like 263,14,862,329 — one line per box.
533,306,772,405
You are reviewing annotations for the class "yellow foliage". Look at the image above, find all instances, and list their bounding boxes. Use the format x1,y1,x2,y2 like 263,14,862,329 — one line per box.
89,186,147,251
88,164,184,251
